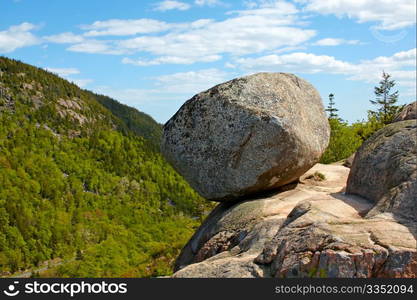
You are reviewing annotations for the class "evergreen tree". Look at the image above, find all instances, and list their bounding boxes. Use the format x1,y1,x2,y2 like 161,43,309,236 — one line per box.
369,71,400,124
325,93,339,119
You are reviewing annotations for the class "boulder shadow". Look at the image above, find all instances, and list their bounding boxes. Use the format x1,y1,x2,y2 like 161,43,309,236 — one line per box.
331,190,417,249
219,180,300,204
330,190,374,217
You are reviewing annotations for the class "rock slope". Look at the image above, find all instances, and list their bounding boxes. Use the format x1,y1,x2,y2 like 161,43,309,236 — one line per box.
173,163,416,278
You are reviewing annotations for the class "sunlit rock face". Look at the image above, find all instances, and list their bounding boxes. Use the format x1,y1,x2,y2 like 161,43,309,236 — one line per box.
161,72,330,201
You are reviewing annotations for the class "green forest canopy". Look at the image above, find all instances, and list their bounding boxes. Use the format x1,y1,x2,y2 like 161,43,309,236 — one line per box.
0,56,213,277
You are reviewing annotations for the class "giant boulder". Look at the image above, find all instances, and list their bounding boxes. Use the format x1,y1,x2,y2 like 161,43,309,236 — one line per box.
161,73,330,201
346,120,417,221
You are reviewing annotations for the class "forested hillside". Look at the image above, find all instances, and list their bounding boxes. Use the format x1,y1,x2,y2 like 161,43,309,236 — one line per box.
0,57,212,277
92,93,162,148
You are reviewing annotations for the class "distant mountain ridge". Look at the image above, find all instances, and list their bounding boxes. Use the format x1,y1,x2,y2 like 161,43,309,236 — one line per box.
92,93,162,148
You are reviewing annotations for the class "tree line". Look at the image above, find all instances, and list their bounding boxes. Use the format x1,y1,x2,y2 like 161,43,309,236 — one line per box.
321,71,404,164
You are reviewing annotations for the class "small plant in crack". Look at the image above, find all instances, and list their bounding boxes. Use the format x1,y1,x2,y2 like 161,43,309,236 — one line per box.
306,171,326,181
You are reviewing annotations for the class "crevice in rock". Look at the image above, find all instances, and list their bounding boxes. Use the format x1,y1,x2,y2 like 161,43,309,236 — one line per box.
367,231,390,276
194,230,249,263
368,231,390,251
231,128,254,169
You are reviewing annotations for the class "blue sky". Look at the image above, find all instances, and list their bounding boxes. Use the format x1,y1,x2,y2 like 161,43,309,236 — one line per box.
1,0,416,123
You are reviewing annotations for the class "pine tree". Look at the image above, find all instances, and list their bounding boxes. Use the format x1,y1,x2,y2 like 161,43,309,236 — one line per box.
325,93,339,119
369,71,400,124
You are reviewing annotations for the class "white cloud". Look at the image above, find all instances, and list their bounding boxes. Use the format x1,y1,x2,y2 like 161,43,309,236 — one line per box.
189,18,214,28
80,18,214,38
97,68,230,99
349,48,416,83
67,40,128,55
116,14,314,63
43,32,84,44
45,67,80,76
225,62,237,68
122,54,221,66
233,0,299,16
195,0,223,6
95,86,171,105
153,1,191,11
70,78,93,88
236,52,356,74
298,0,416,30
60,2,314,63
243,1,258,9
313,38,359,46
44,67,92,88
154,68,230,93
273,45,307,53
235,48,416,95
81,19,170,37
0,22,40,53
